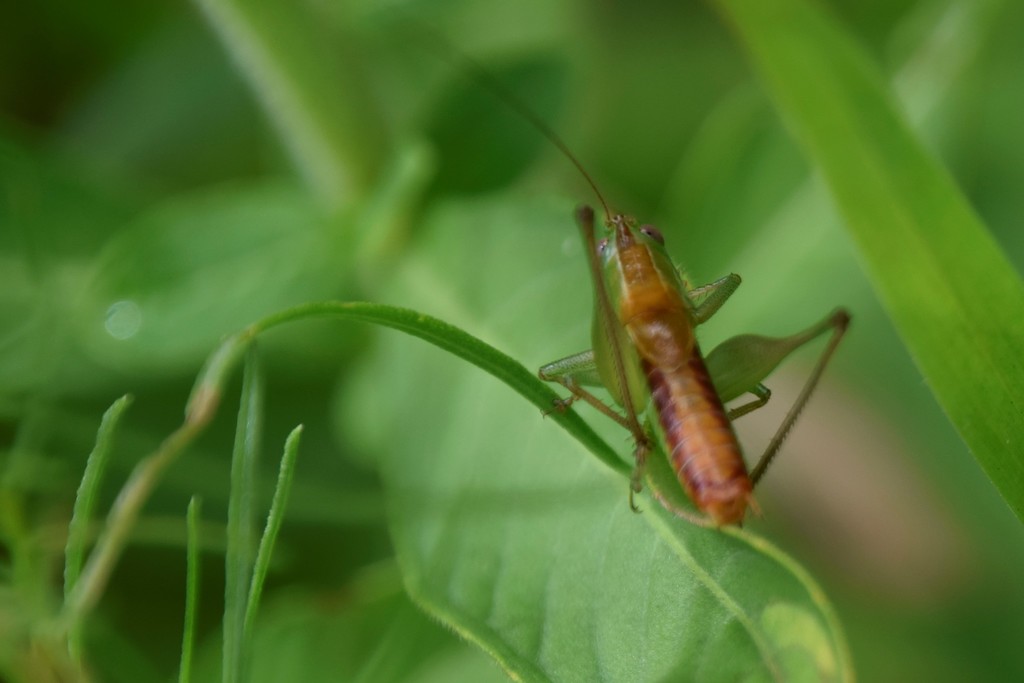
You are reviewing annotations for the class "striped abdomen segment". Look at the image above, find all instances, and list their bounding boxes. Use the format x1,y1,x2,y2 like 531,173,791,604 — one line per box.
645,349,752,526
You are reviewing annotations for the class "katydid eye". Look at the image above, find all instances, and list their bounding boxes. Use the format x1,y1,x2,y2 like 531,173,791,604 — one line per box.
640,225,664,245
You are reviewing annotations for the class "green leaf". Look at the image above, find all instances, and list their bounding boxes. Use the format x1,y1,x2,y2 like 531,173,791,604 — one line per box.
339,194,852,681
712,0,1024,522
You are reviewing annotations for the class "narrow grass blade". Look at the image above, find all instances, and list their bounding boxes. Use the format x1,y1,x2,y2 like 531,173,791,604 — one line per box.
64,395,133,600
223,346,263,683
179,496,202,683
63,394,133,659
244,424,303,643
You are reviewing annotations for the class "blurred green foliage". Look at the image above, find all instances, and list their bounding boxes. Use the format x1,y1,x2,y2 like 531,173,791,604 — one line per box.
3,0,1024,681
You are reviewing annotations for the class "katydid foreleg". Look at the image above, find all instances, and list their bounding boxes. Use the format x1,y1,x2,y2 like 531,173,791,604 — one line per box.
688,273,742,324
687,273,777,421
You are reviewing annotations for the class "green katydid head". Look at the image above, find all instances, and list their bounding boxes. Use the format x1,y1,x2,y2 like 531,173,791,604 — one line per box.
595,213,671,269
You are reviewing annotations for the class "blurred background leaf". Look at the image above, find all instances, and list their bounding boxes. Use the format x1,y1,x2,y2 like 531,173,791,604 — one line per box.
3,0,1024,681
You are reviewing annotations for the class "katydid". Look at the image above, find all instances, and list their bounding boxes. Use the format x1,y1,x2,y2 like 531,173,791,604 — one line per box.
539,201,849,527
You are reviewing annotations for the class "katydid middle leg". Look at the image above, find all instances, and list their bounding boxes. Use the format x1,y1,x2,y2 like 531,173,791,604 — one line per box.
538,355,653,511
538,353,636,430
726,384,771,421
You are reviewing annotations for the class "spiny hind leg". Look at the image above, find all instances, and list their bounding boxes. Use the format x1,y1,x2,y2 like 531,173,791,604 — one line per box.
749,308,849,484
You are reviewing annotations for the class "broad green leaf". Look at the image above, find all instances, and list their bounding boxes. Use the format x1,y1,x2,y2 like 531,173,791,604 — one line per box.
713,0,1024,522
340,194,852,682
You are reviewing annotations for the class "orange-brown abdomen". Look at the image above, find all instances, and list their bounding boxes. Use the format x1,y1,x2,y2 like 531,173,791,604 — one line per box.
645,349,752,526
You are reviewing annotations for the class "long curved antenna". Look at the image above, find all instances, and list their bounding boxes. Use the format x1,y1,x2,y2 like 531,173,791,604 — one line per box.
409,22,613,221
